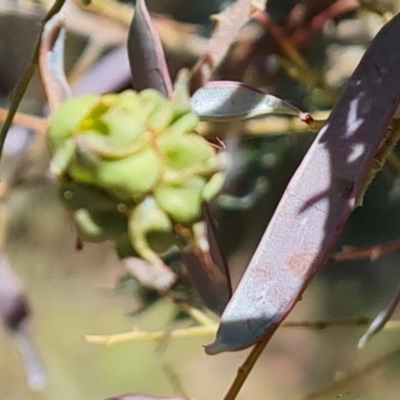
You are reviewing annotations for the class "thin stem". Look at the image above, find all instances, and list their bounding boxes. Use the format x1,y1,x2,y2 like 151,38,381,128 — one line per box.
84,324,217,345
332,239,400,262
254,11,338,104
0,107,47,134
223,330,275,400
178,303,216,326
0,0,66,161
84,316,400,346
223,318,400,400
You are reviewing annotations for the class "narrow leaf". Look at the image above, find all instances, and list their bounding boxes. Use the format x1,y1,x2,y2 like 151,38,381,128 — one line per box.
39,14,72,111
127,0,173,97
207,13,400,353
0,255,47,390
182,207,232,315
122,257,176,293
191,81,312,123
358,281,400,349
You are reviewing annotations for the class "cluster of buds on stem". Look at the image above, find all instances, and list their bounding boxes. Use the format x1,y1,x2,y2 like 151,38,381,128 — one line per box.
47,74,229,277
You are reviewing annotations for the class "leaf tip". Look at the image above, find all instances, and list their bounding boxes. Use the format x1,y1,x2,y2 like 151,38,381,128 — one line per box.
300,112,314,126
203,320,259,354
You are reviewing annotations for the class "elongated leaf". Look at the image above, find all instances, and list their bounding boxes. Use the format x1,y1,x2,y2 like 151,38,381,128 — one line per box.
127,0,172,97
39,14,72,111
207,12,400,353
122,257,176,292
191,81,312,122
182,206,232,315
358,281,400,348
0,255,47,390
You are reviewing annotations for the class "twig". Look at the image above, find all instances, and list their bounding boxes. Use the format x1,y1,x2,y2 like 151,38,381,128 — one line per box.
223,330,275,400
287,0,360,49
0,107,47,134
177,303,216,326
331,239,400,262
254,11,338,104
84,317,400,346
0,0,66,161
84,325,218,346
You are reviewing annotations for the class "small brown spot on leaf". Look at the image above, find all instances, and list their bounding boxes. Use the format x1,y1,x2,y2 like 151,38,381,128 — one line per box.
287,252,314,278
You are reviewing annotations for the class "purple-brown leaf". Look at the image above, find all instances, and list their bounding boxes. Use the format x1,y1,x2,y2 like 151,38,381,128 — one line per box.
182,206,232,315
128,0,173,97
207,12,400,353
0,255,47,390
39,14,72,111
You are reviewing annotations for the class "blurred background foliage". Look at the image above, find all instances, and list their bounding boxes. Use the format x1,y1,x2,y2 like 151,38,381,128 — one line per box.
2,0,400,399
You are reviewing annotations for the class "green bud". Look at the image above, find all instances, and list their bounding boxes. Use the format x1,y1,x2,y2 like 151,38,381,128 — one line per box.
163,112,199,136
95,146,161,198
73,208,106,243
48,94,99,151
139,89,175,133
128,196,175,258
47,79,230,266
154,177,205,224
50,139,75,178
158,133,215,171
65,134,160,198
100,92,151,148
202,172,226,201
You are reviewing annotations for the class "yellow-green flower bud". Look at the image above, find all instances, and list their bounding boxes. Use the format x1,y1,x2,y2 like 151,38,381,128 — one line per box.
128,196,175,259
48,94,99,152
48,76,230,273
158,133,215,171
154,177,205,224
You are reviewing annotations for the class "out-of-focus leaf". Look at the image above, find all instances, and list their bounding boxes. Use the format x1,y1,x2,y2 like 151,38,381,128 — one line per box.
182,208,232,315
72,46,131,96
207,12,400,354
191,81,312,123
122,257,176,292
189,0,267,94
127,0,172,97
358,281,400,349
0,255,47,390
39,14,71,111
104,394,188,400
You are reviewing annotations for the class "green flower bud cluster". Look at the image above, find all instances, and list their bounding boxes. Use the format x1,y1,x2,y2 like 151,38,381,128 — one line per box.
47,82,229,268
